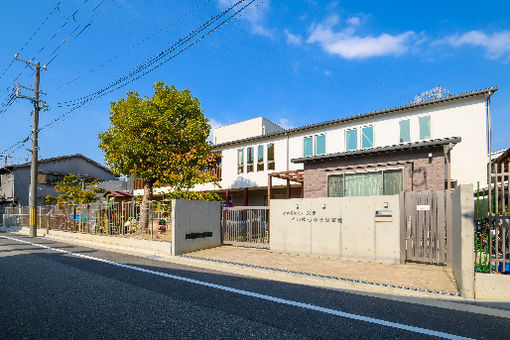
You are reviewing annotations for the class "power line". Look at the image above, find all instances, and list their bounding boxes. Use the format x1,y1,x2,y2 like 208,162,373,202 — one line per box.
56,0,254,108
55,0,213,90
1,0,257,156
0,1,61,82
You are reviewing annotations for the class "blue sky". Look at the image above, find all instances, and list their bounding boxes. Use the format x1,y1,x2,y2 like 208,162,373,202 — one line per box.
1,0,509,166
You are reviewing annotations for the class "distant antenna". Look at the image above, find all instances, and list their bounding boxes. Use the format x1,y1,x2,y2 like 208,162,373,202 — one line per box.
413,86,452,103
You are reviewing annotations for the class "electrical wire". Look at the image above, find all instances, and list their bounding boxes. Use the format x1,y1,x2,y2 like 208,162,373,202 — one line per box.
0,1,62,82
1,0,257,157
55,0,213,90
56,0,253,108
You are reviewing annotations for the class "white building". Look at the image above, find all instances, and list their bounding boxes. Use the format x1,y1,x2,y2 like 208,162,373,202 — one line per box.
136,87,497,205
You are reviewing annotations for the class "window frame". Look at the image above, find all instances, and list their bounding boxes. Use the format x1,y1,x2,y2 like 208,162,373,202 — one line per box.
327,167,404,197
237,148,244,174
267,143,275,170
399,119,411,143
315,134,326,155
303,136,313,157
345,128,358,151
257,144,264,172
361,125,374,149
247,146,254,173
419,115,431,140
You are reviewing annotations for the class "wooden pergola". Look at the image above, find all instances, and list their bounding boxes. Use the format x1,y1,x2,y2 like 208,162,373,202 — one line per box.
267,170,304,206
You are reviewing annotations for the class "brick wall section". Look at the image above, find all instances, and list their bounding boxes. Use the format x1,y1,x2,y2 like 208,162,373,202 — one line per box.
303,147,446,198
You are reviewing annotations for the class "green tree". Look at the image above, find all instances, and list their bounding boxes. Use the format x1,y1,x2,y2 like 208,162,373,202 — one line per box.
98,81,218,229
45,174,105,226
45,173,105,206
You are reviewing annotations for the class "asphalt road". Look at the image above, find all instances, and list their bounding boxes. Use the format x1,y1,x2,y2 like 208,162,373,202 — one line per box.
1,233,509,339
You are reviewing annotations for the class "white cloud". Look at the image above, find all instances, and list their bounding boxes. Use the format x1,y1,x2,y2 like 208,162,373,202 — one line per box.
346,17,361,26
307,15,416,59
434,30,510,61
284,29,302,45
218,0,272,37
207,118,224,143
277,118,295,130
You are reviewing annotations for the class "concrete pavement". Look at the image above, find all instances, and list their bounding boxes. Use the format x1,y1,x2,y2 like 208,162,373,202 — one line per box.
2,233,510,339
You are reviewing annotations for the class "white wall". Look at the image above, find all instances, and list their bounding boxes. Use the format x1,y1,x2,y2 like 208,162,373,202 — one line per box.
213,117,284,145
205,96,488,192
269,196,401,263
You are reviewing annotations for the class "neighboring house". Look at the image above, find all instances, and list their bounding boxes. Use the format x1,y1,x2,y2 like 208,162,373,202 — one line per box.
134,87,497,206
0,154,116,211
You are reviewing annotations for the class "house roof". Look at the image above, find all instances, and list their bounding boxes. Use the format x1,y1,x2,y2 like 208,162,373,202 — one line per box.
495,147,510,164
0,154,112,174
292,137,462,164
213,87,497,149
103,190,133,198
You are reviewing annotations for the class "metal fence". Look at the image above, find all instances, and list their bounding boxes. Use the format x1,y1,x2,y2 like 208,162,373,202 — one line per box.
3,201,172,242
474,164,510,273
221,206,269,248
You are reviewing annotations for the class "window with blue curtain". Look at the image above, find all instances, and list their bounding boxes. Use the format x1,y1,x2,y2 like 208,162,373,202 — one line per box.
304,137,313,157
315,135,326,155
419,116,431,139
346,129,357,151
361,126,373,148
399,119,410,143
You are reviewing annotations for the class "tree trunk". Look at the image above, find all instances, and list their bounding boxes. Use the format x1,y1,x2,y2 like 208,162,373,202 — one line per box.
140,181,153,232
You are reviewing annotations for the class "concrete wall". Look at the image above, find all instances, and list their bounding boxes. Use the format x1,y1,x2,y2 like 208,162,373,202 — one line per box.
475,273,510,301
171,199,221,255
270,195,400,263
449,184,475,298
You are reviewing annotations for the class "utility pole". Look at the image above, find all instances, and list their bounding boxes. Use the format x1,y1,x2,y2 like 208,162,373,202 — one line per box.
14,55,47,237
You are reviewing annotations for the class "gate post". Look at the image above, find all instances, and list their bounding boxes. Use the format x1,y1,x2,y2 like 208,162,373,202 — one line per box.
399,192,406,264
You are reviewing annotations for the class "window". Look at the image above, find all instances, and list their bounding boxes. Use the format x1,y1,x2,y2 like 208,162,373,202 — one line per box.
399,119,410,143
419,116,431,140
327,170,403,197
346,129,357,151
247,147,254,173
361,126,373,148
383,170,403,195
257,145,264,171
315,135,326,155
267,143,275,170
237,149,244,174
303,137,313,157
328,175,344,197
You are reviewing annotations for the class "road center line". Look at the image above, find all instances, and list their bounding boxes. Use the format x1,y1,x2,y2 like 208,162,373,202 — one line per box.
1,235,472,340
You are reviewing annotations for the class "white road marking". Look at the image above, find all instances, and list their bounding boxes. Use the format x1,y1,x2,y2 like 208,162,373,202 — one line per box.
1,235,472,340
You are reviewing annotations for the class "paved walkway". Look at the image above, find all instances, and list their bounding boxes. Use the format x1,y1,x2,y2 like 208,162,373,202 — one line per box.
186,246,458,294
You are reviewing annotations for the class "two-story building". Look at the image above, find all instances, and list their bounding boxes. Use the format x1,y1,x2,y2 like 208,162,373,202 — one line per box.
139,87,497,205
0,154,116,211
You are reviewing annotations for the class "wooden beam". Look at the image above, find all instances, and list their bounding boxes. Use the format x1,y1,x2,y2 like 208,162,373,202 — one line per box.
267,175,272,207
243,188,248,206
286,179,291,199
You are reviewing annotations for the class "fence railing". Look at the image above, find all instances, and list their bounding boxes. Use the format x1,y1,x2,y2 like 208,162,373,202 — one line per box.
474,164,510,273
221,206,269,248
475,216,509,273
3,201,172,242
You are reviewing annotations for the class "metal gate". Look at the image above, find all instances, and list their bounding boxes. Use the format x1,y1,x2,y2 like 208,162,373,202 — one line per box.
401,190,448,264
221,206,269,248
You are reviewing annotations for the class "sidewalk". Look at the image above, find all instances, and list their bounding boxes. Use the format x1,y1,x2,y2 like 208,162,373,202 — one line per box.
185,246,459,295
